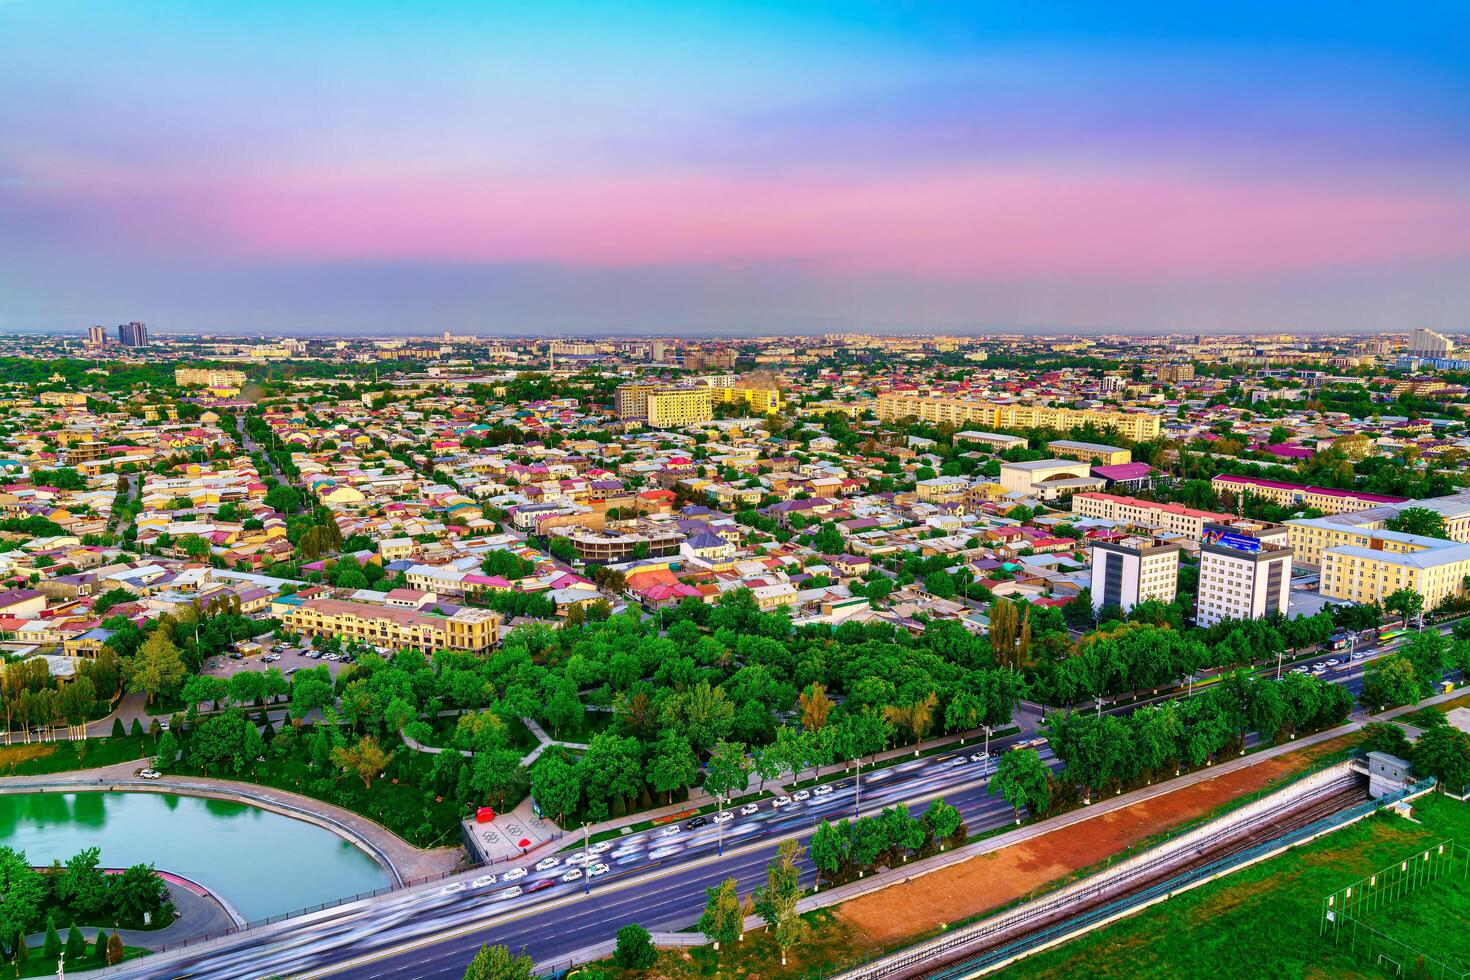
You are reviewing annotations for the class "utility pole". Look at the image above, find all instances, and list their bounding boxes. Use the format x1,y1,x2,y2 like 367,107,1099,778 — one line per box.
983,724,993,760
1094,695,1104,718
716,795,725,856
1276,648,1285,681
582,822,590,895
853,755,861,820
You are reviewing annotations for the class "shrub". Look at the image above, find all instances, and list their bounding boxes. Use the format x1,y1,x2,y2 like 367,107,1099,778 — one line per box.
614,923,657,969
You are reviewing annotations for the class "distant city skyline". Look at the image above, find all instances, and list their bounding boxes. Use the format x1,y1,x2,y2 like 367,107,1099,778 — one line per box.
3,2,1468,334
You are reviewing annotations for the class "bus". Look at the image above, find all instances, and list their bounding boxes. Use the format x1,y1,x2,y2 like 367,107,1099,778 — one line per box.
1378,629,1409,644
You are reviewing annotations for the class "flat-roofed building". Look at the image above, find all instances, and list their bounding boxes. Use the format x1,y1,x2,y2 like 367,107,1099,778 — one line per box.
645,388,713,428
875,393,1161,440
283,597,500,653
1320,541,1470,611
1047,440,1132,465
1196,522,1292,627
1091,537,1180,613
1211,474,1406,515
999,459,1105,500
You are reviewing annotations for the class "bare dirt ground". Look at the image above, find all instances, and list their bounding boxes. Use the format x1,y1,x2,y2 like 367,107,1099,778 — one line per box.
838,735,1357,945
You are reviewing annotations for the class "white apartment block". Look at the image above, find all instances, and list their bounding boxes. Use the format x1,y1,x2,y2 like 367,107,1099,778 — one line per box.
1196,523,1293,627
1090,538,1180,613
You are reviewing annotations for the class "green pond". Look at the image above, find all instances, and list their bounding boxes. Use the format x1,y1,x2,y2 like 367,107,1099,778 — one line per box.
0,792,390,922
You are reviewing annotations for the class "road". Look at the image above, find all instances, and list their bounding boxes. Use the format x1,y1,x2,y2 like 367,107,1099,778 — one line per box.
115,625,1455,979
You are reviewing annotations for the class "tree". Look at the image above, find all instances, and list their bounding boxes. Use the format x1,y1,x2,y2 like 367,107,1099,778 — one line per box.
12,931,26,970
125,629,187,705
798,682,834,733
1384,588,1424,629
64,923,87,962
331,735,393,790
93,587,135,615
106,931,125,966
991,747,1051,822
1359,721,1414,759
703,740,752,800
154,730,181,771
1402,631,1449,696
112,864,170,923
921,798,963,847
92,931,106,962
461,943,535,980
613,923,657,970
55,846,108,920
42,914,61,961
1412,725,1470,795
1362,655,1421,711
1384,507,1447,538
697,877,744,951
529,751,580,825
754,840,806,966
0,847,45,947
883,691,938,755
648,731,699,804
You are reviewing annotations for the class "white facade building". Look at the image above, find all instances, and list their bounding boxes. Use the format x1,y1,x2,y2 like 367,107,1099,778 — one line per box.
1196,523,1293,627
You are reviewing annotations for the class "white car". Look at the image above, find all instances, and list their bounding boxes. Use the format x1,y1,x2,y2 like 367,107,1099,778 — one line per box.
471,875,497,889
499,885,523,899
772,795,793,808
502,867,527,881
138,769,162,780
565,852,590,866
813,784,833,796
970,752,991,763
588,841,612,855
660,824,681,836
740,803,759,816
441,881,466,894
649,845,681,860
158,721,170,732
713,810,735,823
561,868,583,882
792,789,811,802
950,755,969,767
1325,659,1341,667
588,863,610,878
534,857,559,872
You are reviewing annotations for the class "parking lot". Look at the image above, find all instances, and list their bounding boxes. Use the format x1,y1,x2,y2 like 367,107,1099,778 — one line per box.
202,646,350,681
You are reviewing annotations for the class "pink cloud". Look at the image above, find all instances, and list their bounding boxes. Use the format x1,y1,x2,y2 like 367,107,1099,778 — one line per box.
21,163,1470,279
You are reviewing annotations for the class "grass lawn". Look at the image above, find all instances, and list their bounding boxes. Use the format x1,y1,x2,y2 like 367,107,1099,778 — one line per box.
1001,794,1470,979
1353,862,1470,974
15,947,149,977
0,734,156,777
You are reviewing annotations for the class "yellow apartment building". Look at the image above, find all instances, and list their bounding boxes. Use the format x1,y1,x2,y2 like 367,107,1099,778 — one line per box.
875,393,1161,440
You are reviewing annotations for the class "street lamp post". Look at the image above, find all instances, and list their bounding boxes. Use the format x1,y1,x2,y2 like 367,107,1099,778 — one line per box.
1094,695,1104,718
582,822,590,895
853,755,861,820
1276,649,1285,681
982,724,993,760
717,794,725,856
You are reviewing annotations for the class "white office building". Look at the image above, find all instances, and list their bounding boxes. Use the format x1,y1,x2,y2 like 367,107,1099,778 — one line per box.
1196,522,1293,627
1090,537,1181,613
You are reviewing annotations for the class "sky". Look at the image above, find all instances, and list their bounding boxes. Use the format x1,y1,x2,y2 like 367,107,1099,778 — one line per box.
2,1,1468,336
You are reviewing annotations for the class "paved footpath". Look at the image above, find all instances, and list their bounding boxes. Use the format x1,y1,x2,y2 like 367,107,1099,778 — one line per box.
24,879,236,951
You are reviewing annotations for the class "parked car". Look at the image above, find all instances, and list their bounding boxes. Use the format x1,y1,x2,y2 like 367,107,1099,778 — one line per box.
713,810,735,823
660,823,681,836
970,752,991,763
560,868,583,883
588,863,610,878
138,769,161,780
588,841,612,855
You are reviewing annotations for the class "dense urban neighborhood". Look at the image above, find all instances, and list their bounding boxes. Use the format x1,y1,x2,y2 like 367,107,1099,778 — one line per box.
1,329,1469,979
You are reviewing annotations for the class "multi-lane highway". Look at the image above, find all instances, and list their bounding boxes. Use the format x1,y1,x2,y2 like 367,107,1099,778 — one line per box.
120,624,1455,979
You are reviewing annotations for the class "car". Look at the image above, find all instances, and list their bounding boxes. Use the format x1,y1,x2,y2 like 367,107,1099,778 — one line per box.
228,652,243,660
309,650,323,659
138,769,161,780
526,879,554,893
740,803,759,816
588,863,610,878
565,852,590,866
441,881,466,894
813,784,833,796
501,867,527,881
792,789,811,802
499,885,523,899
158,721,170,732
713,810,735,823
649,845,681,860
471,874,497,889
772,795,792,808
684,816,707,830
660,823,681,836
588,841,612,855
950,755,969,767
534,857,559,871
296,649,308,656
1325,658,1341,667
970,752,991,762
561,868,583,882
